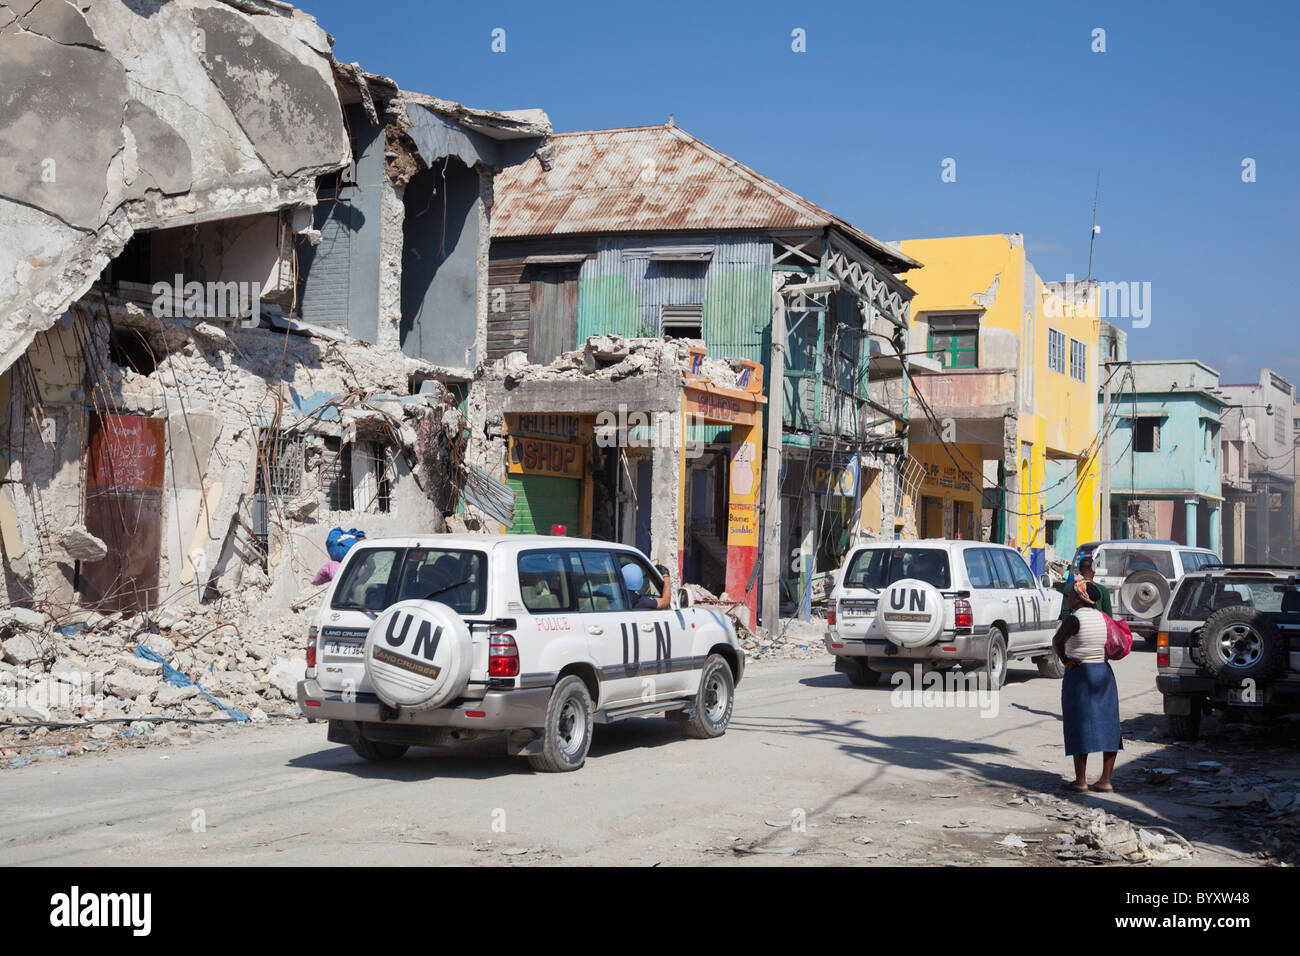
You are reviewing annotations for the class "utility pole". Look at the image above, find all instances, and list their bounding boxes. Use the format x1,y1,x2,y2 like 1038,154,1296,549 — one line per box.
1101,360,1111,540
760,288,787,634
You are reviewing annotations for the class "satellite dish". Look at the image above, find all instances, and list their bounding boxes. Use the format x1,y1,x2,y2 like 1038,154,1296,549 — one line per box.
1121,569,1171,621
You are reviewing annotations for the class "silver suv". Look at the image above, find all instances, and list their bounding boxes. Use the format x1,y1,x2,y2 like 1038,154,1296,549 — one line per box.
1091,540,1218,641
1156,564,1300,740
824,540,1064,689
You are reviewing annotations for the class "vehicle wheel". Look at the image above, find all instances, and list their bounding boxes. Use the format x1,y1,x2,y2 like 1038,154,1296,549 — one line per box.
1035,651,1066,680
527,675,594,773
844,659,882,687
1196,605,1287,684
681,654,735,739
1167,704,1201,742
351,738,408,761
970,628,1008,689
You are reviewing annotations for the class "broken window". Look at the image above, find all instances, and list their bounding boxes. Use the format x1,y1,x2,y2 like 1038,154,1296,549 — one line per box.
322,436,354,511
1133,417,1161,453
927,314,979,369
661,303,704,339
252,429,305,544
355,442,393,513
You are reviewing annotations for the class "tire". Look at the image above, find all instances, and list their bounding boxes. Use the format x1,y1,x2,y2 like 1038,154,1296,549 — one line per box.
844,659,883,687
681,654,736,739
527,675,594,773
1167,703,1201,742
969,628,1008,689
1035,651,1066,679
1196,605,1287,685
352,738,409,761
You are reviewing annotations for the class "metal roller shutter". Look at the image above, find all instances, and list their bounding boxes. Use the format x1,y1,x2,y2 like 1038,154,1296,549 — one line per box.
506,474,580,534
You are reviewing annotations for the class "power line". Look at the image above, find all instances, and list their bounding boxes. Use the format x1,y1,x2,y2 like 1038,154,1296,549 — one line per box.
904,365,1130,517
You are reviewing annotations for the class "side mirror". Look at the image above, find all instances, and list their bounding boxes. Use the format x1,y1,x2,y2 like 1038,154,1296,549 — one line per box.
676,587,693,608
1040,573,1052,589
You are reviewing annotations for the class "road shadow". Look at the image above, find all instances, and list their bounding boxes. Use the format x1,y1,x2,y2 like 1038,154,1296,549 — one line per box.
287,716,691,780
732,673,1300,863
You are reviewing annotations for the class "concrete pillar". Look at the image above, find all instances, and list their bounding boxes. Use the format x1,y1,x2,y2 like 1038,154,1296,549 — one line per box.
1184,498,1198,548
1232,500,1246,563
1257,488,1270,563
1209,503,1221,556
799,493,817,622
649,409,682,574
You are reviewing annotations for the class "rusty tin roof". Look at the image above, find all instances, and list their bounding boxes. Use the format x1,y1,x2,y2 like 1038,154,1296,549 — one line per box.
491,124,920,273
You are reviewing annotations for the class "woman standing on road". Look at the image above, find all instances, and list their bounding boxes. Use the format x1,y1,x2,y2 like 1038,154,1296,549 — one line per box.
1051,580,1121,792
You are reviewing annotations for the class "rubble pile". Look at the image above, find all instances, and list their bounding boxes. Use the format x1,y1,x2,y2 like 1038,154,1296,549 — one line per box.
0,596,311,745
1052,807,1194,864
487,335,747,388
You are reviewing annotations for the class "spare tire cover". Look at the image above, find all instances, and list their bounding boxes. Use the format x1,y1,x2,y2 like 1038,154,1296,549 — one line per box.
364,600,473,710
878,578,945,648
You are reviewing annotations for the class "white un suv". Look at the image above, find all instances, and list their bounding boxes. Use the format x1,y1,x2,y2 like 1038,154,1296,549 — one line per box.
824,540,1064,688
297,534,743,772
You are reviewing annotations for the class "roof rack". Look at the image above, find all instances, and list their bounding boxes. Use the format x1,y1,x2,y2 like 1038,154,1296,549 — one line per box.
1201,563,1300,571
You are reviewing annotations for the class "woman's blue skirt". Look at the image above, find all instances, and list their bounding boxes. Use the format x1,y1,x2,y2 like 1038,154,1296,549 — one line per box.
1061,662,1122,756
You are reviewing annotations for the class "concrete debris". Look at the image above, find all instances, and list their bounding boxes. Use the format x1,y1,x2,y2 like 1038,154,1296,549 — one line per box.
58,526,108,563
1053,807,1193,864
0,597,314,753
2,632,49,666
739,617,828,662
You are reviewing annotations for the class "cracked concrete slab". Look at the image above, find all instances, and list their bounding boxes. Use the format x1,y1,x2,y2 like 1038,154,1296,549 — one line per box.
0,0,351,376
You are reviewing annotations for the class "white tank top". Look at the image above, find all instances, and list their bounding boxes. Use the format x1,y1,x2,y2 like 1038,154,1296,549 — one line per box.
1065,607,1108,664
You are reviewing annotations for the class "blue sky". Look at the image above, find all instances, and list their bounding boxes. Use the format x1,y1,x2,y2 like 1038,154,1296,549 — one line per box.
311,0,1299,385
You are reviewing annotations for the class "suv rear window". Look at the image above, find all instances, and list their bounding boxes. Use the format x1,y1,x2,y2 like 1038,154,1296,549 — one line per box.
1170,576,1300,620
1094,546,1175,578
844,547,950,590
331,547,487,615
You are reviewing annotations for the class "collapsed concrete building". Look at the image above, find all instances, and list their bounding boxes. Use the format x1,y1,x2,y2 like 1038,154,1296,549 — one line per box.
0,0,549,624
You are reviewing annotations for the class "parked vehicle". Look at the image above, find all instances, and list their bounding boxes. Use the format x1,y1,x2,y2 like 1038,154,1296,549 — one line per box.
1069,541,1101,575
1156,564,1300,740
1091,540,1218,641
297,534,743,772
823,540,1064,688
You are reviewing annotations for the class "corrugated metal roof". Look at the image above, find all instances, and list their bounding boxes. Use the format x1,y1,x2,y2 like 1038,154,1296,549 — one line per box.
492,125,920,273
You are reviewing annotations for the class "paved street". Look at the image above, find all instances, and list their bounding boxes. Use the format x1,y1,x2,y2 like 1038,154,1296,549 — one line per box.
3,645,1294,867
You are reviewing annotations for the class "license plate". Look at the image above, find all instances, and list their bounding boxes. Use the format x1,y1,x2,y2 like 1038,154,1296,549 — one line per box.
323,640,364,658
1226,685,1266,706
842,603,876,617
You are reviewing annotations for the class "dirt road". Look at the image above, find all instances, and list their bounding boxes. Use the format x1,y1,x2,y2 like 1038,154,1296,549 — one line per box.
2,645,1295,866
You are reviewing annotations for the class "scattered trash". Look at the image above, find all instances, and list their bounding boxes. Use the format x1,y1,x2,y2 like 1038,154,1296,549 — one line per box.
996,833,1028,849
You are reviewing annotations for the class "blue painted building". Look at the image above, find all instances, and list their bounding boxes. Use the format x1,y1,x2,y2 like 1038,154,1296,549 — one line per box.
1101,354,1226,553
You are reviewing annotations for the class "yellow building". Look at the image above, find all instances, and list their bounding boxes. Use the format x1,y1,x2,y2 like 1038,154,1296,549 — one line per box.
896,234,1101,574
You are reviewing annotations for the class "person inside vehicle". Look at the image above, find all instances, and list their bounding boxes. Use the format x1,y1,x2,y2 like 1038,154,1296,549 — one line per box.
1051,581,1121,793
621,561,672,610
1060,555,1112,618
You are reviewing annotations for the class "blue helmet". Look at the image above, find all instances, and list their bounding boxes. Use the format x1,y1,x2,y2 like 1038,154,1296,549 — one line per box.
621,563,644,593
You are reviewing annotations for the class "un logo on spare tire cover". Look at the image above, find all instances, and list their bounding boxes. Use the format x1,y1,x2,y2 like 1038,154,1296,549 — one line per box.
364,600,472,711
879,578,944,648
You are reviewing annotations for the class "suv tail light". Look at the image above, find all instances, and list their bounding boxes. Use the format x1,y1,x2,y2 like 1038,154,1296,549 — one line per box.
828,608,837,626
954,599,973,629
306,624,319,669
489,633,520,678
1156,631,1170,668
